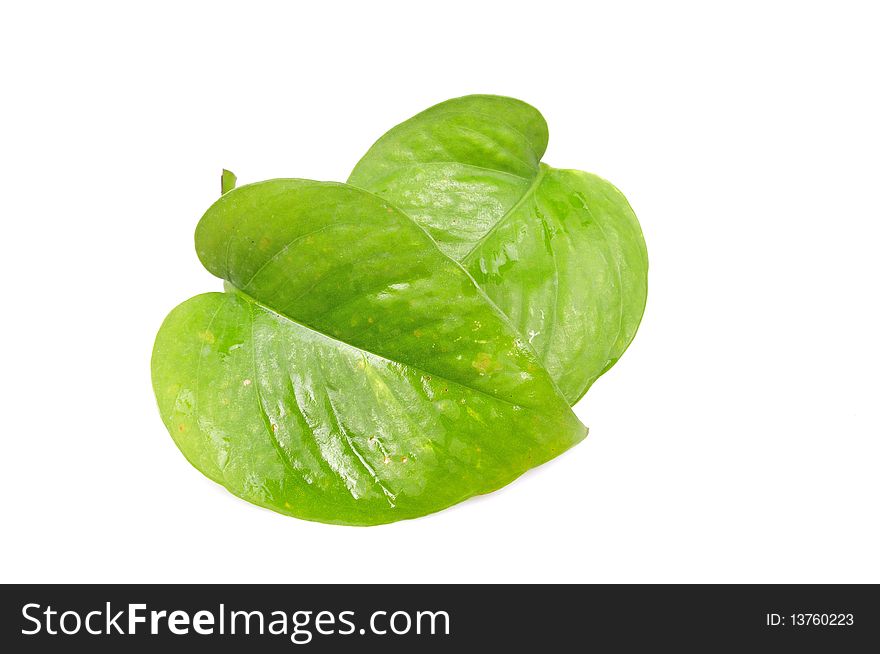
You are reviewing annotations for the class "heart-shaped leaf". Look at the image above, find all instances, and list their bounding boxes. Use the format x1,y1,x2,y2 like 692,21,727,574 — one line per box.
152,180,586,525
349,95,648,403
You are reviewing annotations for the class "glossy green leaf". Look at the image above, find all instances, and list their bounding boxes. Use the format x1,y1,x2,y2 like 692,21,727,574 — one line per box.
349,95,648,403
152,180,586,525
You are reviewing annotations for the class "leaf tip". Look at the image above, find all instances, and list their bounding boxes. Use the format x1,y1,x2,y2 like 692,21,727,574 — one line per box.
221,169,237,195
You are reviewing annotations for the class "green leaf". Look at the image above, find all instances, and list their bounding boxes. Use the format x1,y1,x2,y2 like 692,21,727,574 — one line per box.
152,180,586,525
349,95,648,403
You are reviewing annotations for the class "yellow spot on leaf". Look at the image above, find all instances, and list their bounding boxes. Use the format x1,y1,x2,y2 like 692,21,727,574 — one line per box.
198,330,215,344
472,352,500,375
242,379,252,386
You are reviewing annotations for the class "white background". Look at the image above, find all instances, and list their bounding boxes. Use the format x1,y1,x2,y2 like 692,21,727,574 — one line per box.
2,1,878,584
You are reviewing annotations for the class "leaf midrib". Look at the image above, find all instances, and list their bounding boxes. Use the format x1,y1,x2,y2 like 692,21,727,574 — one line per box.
225,284,539,413
460,163,549,261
